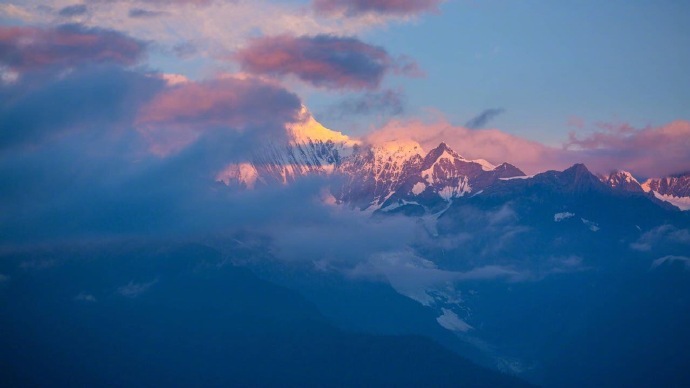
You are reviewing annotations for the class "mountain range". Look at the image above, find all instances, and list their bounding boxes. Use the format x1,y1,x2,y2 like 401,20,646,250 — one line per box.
209,110,690,386
218,109,690,213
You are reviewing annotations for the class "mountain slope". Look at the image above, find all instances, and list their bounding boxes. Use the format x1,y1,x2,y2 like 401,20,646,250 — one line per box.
216,108,359,187
641,172,690,210
599,170,644,192
217,114,525,212
0,243,530,387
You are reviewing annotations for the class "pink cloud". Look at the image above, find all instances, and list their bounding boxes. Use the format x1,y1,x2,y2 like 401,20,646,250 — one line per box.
366,118,690,177
366,119,571,174
142,0,213,5
235,34,420,90
313,0,443,17
0,24,145,73
566,120,690,177
136,77,302,156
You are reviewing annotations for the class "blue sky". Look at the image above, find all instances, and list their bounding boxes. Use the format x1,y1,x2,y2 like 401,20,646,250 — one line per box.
309,0,690,144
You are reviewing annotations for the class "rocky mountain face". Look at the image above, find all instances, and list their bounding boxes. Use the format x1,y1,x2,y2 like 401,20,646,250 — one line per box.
216,109,357,188
599,170,644,192
138,112,690,386
597,170,690,210
243,156,690,387
217,111,689,213
642,173,690,197
217,112,525,212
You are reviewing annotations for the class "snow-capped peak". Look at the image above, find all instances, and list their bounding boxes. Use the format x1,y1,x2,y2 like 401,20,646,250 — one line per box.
287,106,359,147
641,172,690,210
602,170,639,186
599,170,643,192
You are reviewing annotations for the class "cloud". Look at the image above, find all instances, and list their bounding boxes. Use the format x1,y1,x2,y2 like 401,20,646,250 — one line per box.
138,0,213,5
136,76,302,156
0,65,164,151
631,224,690,252
75,292,97,302
0,24,146,74
565,120,690,177
172,42,197,58
0,61,305,244
465,108,505,129
128,8,167,18
2,0,400,65
58,4,87,17
325,89,405,118
235,34,420,90
314,0,443,17
20,259,58,270
366,118,572,174
365,117,690,177
651,255,690,271
267,204,418,265
346,250,526,305
117,279,158,298
0,273,9,283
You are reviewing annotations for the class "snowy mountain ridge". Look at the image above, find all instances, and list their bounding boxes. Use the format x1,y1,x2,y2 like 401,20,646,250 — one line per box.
599,170,690,211
216,111,689,212
216,111,525,211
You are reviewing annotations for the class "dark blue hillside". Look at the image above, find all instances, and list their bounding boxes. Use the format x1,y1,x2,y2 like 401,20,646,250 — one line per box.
0,243,529,387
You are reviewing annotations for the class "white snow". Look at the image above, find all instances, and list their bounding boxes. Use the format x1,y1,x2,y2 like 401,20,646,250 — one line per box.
411,182,426,195
436,308,473,332
499,175,533,180
554,212,575,222
641,179,652,192
418,148,473,200
603,170,639,187
619,170,637,183
438,149,458,162
371,139,424,183
287,106,359,147
471,158,496,171
421,150,462,185
438,181,471,201
421,165,434,184
650,191,690,211
381,199,421,212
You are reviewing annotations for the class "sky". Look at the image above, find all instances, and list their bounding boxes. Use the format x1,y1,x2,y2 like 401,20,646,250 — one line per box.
1,0,689,175
1,0,690,247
